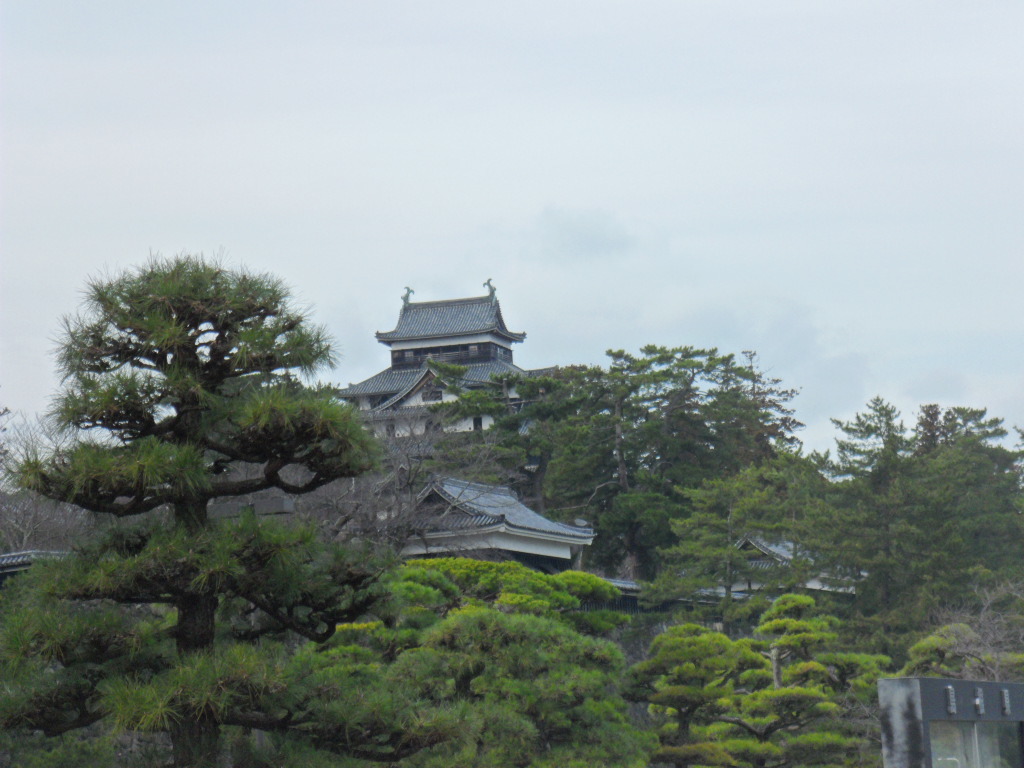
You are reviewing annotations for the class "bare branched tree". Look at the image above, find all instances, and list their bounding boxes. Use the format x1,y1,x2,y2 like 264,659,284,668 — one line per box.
0,412,93,553
298,433,437,549
0,491,89,552
931,582,1024,681
298,410,525,550
0,404,8,469
903,582,1024,682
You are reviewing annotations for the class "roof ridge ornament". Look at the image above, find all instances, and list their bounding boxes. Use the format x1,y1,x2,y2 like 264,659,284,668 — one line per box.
483,278,496,302
402,286,414,306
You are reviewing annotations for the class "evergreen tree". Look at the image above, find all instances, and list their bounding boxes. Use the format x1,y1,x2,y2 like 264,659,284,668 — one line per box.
628,595,888,768
441,345,802,578
650,453,823,629
0,257,441,767
716,594,887,768
698,351,802,477
626,623,764,767
806,399,1024,652
335,558,655,768
908,405,1024,588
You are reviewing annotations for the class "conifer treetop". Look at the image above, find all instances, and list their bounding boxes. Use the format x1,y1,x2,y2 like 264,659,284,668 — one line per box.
15,255,377,517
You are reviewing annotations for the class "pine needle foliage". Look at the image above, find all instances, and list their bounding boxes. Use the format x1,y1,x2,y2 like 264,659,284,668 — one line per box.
0,256,408,767
330,558,655,768
628,595,889,768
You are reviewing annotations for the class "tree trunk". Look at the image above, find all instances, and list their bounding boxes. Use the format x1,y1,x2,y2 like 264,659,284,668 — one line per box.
176,499,209,533
176,591,218,652
171,500,221,768
170,714,221,768
622,550,641,581
770,646,783,689
531,455,549,514
613,399,630,492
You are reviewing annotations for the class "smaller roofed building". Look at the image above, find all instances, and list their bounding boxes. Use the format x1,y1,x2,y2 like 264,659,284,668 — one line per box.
338,284,541,436
732,535,855,596
0,551,64,588
404,477,594,574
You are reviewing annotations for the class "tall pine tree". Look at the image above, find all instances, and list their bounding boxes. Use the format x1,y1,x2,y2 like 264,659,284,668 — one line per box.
0,257,444,767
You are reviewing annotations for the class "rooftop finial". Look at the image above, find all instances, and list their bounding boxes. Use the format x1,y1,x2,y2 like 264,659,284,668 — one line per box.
402,287,415,306
483,278,496,301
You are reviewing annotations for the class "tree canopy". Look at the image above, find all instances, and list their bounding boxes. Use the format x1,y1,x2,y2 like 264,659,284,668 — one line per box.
433,346,803,579
0,256,401,767
14,256,377,521
329,558,655,768
627,595,888,768
3,256,1024,767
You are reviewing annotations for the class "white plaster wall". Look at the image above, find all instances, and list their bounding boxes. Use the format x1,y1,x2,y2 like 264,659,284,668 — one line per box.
388,333,511,351
402,530,573,560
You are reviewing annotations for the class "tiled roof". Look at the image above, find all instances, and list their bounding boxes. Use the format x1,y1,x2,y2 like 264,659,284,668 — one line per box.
338,359,527,402
603,577,641,595
376,296,526,345
523,366,557,377
738,536,795,566
0,550,65,571
426,477,594,542
460,359,526,383
337,367,427,398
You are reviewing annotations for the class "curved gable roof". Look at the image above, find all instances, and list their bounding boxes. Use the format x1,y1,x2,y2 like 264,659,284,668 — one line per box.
337,358,527,403
427,477,593,542
336,367,426,398
376,296,526,345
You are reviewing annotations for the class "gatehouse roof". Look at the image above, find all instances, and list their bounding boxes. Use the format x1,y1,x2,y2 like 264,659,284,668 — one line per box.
423,477,594,543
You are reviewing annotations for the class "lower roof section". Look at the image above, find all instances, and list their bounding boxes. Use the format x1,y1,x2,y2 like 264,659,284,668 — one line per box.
337,359,529,403
403,477,594,562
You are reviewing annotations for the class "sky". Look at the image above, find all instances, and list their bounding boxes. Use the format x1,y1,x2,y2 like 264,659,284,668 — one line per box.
1,1,1022,452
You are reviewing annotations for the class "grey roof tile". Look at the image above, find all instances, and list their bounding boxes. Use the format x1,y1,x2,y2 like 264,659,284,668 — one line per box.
0,550,65,570
460,359,526,383
337,368,427,397
376,296,526,344
738,536,795,562
429,477,593,541
603,578,640,594
338,359,527,401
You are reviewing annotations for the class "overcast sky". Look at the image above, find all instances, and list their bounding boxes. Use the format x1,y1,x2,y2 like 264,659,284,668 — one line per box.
2,1,1022,452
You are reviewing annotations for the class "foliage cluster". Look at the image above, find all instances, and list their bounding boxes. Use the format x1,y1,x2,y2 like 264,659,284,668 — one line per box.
322,558,654,768
436,364,1023,658
432,347,801,579
627,594,889,768
2,255,1023,767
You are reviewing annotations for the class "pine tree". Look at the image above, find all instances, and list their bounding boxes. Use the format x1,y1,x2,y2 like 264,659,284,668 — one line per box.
651,454,820,629
806,399,1024,650
0,256,428,766
335,558,655,768
628,595,888,768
